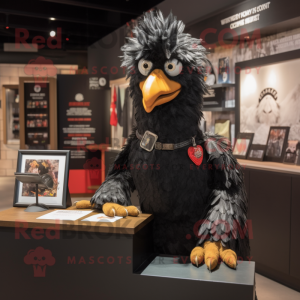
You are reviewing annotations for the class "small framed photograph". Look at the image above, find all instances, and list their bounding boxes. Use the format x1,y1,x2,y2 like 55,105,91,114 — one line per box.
218,57,230,83
247,144,267,161
232,132,254,159
13,150,70,208
265,127,290,162
283,140,300,164
215,119,231,140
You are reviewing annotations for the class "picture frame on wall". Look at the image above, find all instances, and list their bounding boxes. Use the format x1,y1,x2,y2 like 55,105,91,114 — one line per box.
247,144,267,161
232,132,254,159
215,119,231,140
13,150,70,208
283,140,300,165
218,57,230,83
235,49,300,145
265,127,290,162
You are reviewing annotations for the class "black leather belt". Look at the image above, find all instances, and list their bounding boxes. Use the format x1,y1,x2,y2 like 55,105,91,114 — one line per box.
136,130,196,151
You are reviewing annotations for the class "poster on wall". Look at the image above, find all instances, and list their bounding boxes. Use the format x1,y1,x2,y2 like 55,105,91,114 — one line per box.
24,82,50,148
57,75,110,169
218,57,230,83
240,58,300,144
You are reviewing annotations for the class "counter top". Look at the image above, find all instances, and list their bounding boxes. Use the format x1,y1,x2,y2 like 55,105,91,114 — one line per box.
0,206,153,235
238,159,300,175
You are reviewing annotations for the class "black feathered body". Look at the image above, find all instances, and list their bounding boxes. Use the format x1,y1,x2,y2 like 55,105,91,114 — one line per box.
91,11,250,261
128,136,213,255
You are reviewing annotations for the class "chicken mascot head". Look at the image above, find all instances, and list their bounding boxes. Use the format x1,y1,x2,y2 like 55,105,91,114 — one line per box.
90,10,251,274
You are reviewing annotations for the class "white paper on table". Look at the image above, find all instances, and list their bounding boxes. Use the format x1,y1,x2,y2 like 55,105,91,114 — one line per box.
81,213,122,223
37,210,93,221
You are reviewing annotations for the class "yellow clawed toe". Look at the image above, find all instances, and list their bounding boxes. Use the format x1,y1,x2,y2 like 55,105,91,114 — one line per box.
102,203,140,217
190,247,205,267
190,241,238,272
220,247,237,269
204,241,220,271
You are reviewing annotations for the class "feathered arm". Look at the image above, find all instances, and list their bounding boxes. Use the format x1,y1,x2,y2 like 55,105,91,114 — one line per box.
90,130,137,210
197,133,250,258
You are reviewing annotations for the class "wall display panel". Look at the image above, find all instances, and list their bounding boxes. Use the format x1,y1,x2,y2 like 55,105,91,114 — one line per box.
238,54,300,144
57,75,110,169
24,82,50,147
19,77,57,150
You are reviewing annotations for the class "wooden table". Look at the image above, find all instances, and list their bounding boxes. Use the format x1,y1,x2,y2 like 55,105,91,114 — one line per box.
0,207,255,300
0,207,153,235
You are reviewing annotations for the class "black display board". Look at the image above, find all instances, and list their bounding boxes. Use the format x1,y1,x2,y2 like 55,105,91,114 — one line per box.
24,82,50,148
57,75,110,169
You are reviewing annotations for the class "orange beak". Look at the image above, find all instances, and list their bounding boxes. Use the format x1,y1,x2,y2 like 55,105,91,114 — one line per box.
139,69,181,113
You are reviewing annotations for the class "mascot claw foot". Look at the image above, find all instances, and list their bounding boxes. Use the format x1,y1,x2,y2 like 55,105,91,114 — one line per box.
190,247,204,267
190,241,237,271
74,201,140,218
75,200,94,209
103,203,140,217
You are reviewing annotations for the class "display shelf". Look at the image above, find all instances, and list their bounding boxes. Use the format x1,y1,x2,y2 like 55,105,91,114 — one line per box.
238,159,300,175
209,83,235,89
202,107,235,112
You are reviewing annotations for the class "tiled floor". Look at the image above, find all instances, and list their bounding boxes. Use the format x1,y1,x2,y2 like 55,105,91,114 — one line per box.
0,176,299,299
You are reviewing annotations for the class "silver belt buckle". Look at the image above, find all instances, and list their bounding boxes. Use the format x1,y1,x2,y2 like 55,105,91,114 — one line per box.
140,130,158,152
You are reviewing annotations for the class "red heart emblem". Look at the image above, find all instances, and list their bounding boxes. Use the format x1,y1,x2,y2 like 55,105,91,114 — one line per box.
188,145,203,166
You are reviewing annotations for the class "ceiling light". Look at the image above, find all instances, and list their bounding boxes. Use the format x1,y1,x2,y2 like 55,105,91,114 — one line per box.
50,17,55,21
66,37,69,41
50,30,56,37
6,26,9,29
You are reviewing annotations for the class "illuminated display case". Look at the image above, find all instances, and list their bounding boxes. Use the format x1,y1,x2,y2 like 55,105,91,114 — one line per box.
19,77,57,150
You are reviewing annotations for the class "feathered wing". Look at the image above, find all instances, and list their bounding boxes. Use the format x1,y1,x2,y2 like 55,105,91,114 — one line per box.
90,130,137,209
197,133,250,258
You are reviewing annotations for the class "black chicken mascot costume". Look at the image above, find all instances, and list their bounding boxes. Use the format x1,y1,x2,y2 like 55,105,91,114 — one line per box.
89,10,253,282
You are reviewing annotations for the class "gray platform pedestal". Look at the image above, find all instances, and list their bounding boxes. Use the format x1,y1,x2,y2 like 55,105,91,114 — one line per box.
139,256,255,300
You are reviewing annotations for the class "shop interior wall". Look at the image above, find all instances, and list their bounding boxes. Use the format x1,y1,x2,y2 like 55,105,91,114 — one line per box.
0,64,79,177
0,49,87,69
0,49,87,177
87,0,247,80
203,26,300,133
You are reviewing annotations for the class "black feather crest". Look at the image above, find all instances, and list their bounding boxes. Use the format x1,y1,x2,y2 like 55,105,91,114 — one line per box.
121,10,207,77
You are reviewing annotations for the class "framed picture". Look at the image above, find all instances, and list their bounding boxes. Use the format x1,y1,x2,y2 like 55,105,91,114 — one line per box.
215,119,231,140
265,127,290,162
232,132,254,159
13,150,70,208
236,49,300,144
247,144,267,161
218,57,230,83
283,140,300,164
205,60,216,86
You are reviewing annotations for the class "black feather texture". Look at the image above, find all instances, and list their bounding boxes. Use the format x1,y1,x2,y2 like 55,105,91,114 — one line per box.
91,11,250,262
90,129,137,209
197,133,250,258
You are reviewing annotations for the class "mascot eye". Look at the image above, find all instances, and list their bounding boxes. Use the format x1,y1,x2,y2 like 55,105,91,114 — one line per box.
138,59,153,76
164,59,182,76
